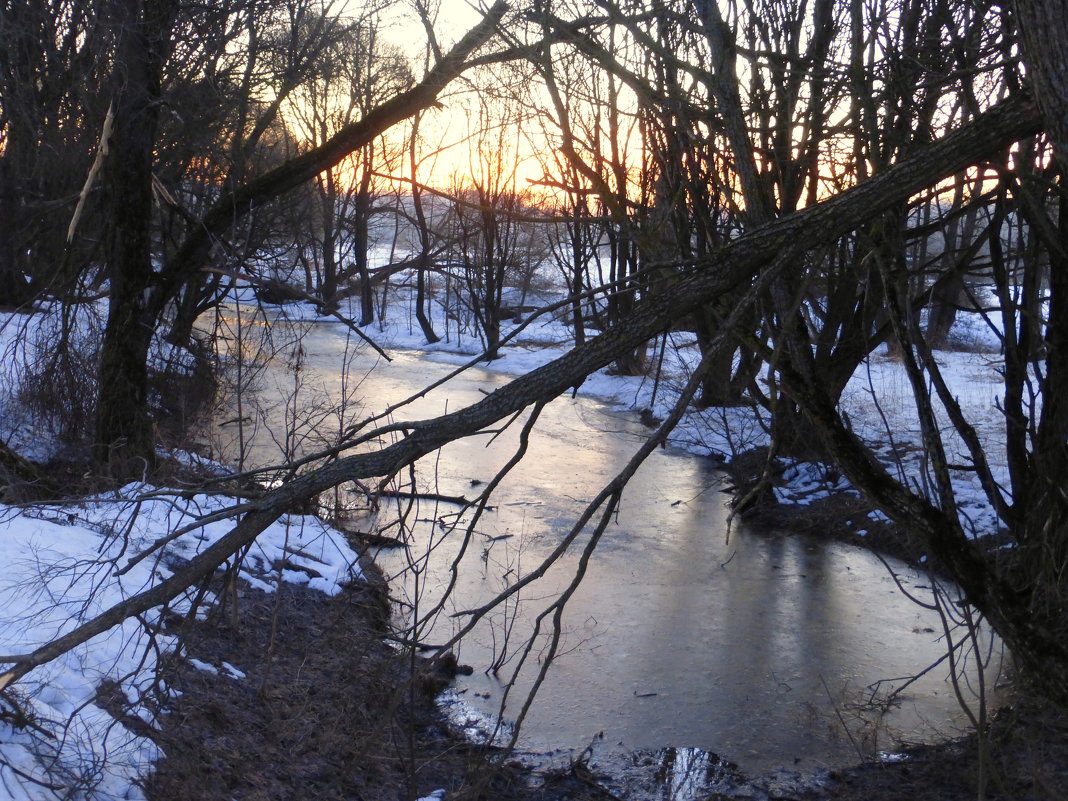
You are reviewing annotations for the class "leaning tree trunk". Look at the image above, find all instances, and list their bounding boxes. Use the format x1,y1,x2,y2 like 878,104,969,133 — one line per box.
1,94,1049,693
1015,0,1068,168
0,93,1052,693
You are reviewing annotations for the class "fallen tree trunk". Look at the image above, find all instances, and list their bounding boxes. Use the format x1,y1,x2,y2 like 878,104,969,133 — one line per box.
0,93,1046,691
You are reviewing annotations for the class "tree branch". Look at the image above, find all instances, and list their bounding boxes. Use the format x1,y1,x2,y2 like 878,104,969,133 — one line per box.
0,92,1042,691
152,0,511,319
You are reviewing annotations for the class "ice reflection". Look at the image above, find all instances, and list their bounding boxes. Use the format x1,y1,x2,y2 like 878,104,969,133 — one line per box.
656,747,729,801
225,318,1001,776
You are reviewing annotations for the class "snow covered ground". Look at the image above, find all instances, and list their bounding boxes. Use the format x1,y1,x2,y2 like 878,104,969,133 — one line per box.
0,277,1011,799
0,482,360,799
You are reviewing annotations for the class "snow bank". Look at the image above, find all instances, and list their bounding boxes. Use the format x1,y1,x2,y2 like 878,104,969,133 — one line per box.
0,486,361,800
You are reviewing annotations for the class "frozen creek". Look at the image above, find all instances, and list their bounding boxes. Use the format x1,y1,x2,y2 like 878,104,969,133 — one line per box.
219,313,1000,786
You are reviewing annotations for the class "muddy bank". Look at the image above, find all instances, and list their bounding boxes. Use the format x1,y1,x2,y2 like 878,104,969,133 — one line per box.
720,448,927,568
139,572,1066,801
715,447,1068,800
141,559,610,801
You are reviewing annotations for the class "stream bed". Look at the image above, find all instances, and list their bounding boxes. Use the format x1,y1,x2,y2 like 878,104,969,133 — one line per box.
216,313,1001,788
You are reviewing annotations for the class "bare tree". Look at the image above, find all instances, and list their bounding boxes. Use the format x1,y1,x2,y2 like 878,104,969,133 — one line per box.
87,0,508,477
439,93,541,359
284,8,413,318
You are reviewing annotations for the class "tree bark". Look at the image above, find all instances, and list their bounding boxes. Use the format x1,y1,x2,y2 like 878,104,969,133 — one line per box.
353,175,376,327
94,0,175,476
1015,1,1068,167
1011,0,1068,687
0,154,30,307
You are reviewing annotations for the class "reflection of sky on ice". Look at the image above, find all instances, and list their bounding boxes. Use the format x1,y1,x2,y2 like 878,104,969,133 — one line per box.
0,281,1013,797
200,296,1000,774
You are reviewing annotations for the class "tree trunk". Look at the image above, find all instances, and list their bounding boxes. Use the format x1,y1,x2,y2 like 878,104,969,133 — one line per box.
1015,0,1068,168
414,257,439,344
925,272,964,349
353,188,375,327
94,0,174,477
569,236,586,346
694,328,743,408
317,170,340,313
0,154,31,307
1011,0,1068,676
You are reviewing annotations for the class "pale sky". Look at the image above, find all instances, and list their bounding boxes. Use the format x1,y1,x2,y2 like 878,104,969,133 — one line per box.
377,0,493,58
366,0,553,192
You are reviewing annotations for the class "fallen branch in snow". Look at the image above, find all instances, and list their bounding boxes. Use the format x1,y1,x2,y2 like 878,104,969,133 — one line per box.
0,440,48,502
341,530,407,549
0,689,57,740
